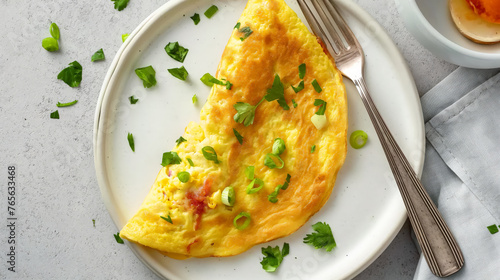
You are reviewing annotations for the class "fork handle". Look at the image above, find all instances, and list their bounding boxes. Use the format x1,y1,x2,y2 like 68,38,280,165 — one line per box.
353,77,464,277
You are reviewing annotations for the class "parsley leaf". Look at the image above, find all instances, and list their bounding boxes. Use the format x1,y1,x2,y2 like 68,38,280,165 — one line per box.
175,136,187,146
299,63,306,79
311,145,316,153
114,232,124,244
57,61,82,88
111,0,129,11
200,73,232,89
135,65,157,88
91,48,105,62
129,95,139,104
233,128,244,144
303,222,336,252
190,13,200,25
233,98,264,126
168,66,189,81
265,74,289,110
127,133,135,152
204,5,218,18
292,99,298,108
56,100,78,107
292,80,304,93
487,224,499,234
312,79,322,93
314,99,327,115
164,42,189,62
160,215,173,224
50,23,60,40
50,110,60,119
260,243,289,272
161,152,182,166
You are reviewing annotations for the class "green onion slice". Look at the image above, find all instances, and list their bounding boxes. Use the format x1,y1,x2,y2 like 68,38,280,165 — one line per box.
264,153,284,169
349,130,368,149
233,212,251,230
268,185,281,203
245,166,255,180
187,157,195,167
246,178,264,194
204,5,218,18
177,171,190,183
50,22,60,40
272,138,286,156
202,146,219,164
42,37,59,52
314,99,327,115
487,224,499,234
222,186,235,206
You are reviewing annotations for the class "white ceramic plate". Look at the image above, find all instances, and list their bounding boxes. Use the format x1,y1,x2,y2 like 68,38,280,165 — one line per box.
93,0,425,279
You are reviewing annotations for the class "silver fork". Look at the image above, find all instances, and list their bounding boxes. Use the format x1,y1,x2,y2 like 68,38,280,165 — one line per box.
297,0,464,277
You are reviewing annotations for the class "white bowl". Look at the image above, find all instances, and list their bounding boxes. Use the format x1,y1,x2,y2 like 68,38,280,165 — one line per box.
397,0,500,69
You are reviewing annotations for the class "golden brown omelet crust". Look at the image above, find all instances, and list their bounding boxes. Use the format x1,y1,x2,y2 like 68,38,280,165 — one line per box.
120,0,347,258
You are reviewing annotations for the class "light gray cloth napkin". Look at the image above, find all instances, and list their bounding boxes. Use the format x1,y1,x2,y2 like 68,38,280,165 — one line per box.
414,67,500,279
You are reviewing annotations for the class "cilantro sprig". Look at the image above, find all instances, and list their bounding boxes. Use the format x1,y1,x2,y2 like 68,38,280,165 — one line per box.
260,243,289,272
303,222,336,252
233,98,264,126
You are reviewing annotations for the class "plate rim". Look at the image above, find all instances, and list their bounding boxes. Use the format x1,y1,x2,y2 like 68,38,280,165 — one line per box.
93,0,425,279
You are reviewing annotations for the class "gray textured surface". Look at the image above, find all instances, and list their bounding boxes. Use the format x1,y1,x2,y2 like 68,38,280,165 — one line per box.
0,0,456,279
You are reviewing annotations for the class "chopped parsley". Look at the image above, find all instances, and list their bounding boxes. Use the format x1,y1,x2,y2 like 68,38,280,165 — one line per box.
122,33,129,42
292,81,304,93
164,42,189,63
233,128,243,144
161,151,182,166
175,136,187,146
204,5,218,18
265,74,289,110
127,133,135,152
111,0,129,11
129,95,139,104
114,232,124,244
91,48,105,62
190,13,200,25
272,138,286,156
260,243,289,272
202,146,219,164
311,145,316,153
135,65,157,88
92,219,96,227
192,94,198,104
487,224,499,234
299,63,306,79
303,222,336,252
314,99,327,115
56,100,78,107
160,215,173,224
200,73,232,89
50,110,60,119
312,79,322,93
234,22,241,29
167,66,188,81
292,99,298,108
233,98,264,126
57,61,82,88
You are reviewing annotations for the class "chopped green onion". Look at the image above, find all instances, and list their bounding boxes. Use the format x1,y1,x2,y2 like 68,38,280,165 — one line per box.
187,157,195,167
487,224,499,234
238,26,253,41
127,133,135,152
121,33,129,42
267,174,291,203
292,81,304,93
114,232,124,244
50,22,60,40
245,166,255,180
233,212,251,230
56,100,78,107
175,136,187,146
314,99,327,115
246,178,264,194
204,5,218,18
177,171,190,183
50,110,59,119
168,66,189,81
222,186,235,206
292,99,298,108
91,48,105,62
298,63,306,79
202,146,219,164
233,128,244,144
264,153,284,169
164,42,189,63
135,65,157,88
272,138,286,156
190,13,200,25
350,130,368,149
160,215,173,224
57,61,82,88
234,22,241,29
311,145,316,153
42,37,59,52
129,95,139,104
312,79,322,93
311,114,327,130
192,94,198,104
161,151,182,166
281,174,291,190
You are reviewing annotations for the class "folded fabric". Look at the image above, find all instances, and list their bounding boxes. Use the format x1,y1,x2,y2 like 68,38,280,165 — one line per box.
413,67,500,279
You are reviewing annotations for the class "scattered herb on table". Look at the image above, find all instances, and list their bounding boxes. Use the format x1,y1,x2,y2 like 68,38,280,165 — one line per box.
487,224,499,234
50,110,59,119
114,232,124,244
57,61,82,88
129,95,139,104
190,13,200,25
91,48,105,62
164,42,189,63
56,100,78,107
127,133,135,152
42,23,60,52
122,33,129,42
168,66,189,81
204,5,218,19
135,65,157,88
192,94,198,104
111,0,130,11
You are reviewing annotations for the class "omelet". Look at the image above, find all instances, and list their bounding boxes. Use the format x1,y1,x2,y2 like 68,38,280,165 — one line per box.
120,0,347,258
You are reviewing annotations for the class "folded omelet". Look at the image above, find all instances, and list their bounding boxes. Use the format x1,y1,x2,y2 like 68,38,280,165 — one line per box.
120,0,347,258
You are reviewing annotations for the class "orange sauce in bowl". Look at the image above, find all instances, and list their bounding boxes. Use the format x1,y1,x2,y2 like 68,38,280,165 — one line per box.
450,0,500,44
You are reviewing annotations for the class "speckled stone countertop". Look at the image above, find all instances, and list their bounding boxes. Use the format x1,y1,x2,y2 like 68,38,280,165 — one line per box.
0,0,457,279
